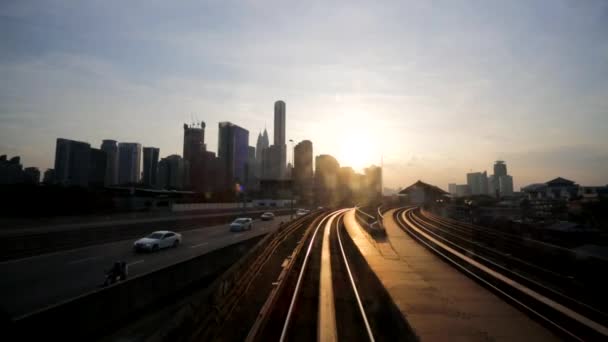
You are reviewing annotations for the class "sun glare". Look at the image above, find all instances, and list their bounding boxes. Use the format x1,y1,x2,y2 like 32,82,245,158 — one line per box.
338,132,375,172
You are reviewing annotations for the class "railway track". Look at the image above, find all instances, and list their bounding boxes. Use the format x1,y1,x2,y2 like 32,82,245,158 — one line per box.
394,206,608,341
249,209,412,342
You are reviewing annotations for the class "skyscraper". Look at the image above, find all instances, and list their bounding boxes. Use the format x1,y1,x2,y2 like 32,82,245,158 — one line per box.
489,160,514,197
274,100,287,179
183,122,206,191
218,122,249,189
117,142,141,185
54,138,91,187
494,160,507,178
314,154,340,206
183,122,205,163
100,140,118,186
466,171,488,195
294,140,313,204
142,147,160,187
255,128,270,178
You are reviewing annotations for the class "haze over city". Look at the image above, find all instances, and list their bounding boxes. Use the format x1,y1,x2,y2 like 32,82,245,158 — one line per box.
1,1,608,190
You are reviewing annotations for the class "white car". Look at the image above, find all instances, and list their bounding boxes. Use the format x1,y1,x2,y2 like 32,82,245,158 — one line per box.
296,209,310,217
133,230,182,252
230,218,253,232
260,212,275,221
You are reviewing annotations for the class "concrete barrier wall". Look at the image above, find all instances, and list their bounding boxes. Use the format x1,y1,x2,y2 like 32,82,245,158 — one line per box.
172,200,296,212
11,235,265,340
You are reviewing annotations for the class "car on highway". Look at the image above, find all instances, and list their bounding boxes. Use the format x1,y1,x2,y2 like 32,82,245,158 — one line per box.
133,230,182,252
230,218,253,232
260,212,275,221
296,209,310,217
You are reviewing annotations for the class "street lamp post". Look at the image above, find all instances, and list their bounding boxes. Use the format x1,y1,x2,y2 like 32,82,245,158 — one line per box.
289,139,294,219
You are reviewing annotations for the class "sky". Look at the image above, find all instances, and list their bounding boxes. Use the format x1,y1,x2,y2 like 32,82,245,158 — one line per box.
1,0,607,190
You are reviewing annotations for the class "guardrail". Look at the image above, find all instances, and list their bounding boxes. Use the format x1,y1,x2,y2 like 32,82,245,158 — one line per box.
355,207,386,238
10,235,267,341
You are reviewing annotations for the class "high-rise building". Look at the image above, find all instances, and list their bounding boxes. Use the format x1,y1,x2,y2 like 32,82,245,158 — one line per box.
489,160,514,197
255,129,270,178
88,148,107,188
499,174,514,197
158,154,188,190
274,100,287,179
142,147,160,187
100,140,118,186
466,171,488,195
274,100,286,147
54,138,91,187
117,142,141,185
183,122,206,160
314,154,340,206
294,140,313,204
218,122,249,189
494,160,507,177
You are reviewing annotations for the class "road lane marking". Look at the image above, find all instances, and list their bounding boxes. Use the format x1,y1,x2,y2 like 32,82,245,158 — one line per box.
128,260,144,266
189,242,209,248
67,256,101,265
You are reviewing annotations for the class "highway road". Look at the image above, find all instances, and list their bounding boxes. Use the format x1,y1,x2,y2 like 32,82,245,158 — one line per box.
0,215,291,318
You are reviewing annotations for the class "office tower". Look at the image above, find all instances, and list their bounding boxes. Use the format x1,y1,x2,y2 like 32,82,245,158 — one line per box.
274,100,287,179
23,167,40,184
314,154,340,206
255,129,270,177
88,148,107,188
158,154,187,190
274,100,286,146
494,160,507,177
117,142,141,185
294,140,313,204
490,160,514,197
142,147,160,187
218,122,249,189
183,122,206,160
499,175,514,196
466,171,488,195
54,138,91,187
183,121,217,192
100,140,118,186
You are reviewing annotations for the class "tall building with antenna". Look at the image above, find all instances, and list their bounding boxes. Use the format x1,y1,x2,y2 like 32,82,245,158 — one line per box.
183,121,208,191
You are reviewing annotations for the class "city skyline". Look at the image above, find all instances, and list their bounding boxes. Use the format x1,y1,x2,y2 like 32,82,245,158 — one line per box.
2,1,608,189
